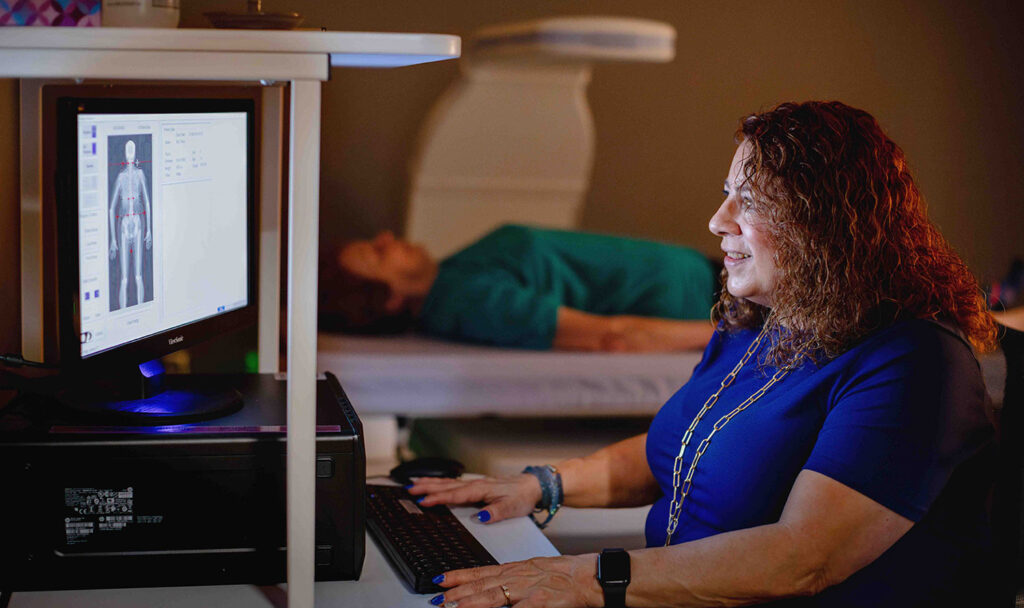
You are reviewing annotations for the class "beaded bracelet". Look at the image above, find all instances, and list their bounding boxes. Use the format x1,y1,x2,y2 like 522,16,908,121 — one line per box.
522,464,563,529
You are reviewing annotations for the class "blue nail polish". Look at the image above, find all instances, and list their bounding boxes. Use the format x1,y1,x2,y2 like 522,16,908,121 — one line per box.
404,484,415,490
432,574,445,584
416,496,425,504
429,593,445,605
475,510,491,523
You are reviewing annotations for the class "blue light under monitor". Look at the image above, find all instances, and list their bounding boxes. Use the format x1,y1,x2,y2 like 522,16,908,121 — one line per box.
150,424,194,434
138,358,166,379
330,53,456,68
111,390,201,417
88,385,244,426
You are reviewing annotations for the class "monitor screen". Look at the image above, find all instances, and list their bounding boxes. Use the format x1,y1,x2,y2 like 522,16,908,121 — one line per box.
75,109,249,359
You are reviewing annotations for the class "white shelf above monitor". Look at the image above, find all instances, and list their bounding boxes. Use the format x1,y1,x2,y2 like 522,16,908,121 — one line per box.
0,27,461,77
0,26,461,61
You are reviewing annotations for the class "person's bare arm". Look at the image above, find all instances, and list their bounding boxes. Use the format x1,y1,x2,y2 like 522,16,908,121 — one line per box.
994,306,1024,332
437,469,914,607
558,433,660,508
554,307,713,352
623,469,913,606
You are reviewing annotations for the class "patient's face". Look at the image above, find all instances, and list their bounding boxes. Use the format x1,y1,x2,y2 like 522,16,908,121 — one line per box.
708,141,779,307
338,231,434,291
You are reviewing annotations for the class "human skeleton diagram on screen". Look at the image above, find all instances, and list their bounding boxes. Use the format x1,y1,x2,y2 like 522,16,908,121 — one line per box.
108,140,152,309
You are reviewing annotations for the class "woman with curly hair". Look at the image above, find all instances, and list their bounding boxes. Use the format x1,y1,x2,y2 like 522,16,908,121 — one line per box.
408,101,998,608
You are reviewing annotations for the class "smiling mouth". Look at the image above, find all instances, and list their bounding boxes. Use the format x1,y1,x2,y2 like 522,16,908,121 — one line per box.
725,251,751,260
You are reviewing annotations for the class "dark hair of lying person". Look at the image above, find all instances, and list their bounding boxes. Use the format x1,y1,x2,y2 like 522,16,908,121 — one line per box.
319,264,417,335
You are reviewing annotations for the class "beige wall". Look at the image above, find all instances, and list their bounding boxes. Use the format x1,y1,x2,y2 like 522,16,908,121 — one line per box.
2,1,1022,351
185,0,1023,283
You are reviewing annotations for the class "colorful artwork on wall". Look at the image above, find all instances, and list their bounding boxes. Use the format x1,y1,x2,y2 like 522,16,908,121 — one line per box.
0,0,101,26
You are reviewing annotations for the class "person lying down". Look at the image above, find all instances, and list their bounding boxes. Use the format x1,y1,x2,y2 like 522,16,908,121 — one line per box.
319,224,717,351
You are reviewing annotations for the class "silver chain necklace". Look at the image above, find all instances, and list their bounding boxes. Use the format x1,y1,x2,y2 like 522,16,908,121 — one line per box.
664,328,789,546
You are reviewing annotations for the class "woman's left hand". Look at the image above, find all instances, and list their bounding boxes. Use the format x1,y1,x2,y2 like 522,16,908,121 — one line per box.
431,554,602,608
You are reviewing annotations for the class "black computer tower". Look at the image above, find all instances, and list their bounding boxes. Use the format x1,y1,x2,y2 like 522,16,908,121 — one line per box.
0,372,365,591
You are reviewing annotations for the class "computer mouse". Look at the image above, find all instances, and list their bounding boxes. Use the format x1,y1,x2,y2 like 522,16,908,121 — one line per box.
390,457,465,485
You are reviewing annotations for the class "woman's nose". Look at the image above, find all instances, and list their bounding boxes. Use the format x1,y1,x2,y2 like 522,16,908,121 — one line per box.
708,198,740,237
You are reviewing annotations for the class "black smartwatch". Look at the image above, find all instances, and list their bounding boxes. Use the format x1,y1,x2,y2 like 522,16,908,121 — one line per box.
597,548,631,608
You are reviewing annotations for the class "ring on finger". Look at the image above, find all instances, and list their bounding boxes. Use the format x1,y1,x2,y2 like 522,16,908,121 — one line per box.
500,583,512,606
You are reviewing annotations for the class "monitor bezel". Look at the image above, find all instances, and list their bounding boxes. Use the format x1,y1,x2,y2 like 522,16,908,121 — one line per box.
56,96,258,370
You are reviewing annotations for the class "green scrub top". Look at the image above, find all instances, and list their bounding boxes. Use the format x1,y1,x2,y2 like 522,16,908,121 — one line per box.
420,225,716,349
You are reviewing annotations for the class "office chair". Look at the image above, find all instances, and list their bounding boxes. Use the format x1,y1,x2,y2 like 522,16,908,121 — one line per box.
992,323,1024,607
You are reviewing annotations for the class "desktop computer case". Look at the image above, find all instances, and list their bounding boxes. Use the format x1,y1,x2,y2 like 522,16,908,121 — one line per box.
0,373,366,591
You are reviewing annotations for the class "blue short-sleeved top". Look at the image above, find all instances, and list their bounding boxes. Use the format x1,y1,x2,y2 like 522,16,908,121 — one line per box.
645,319,994,606
419,225,715,349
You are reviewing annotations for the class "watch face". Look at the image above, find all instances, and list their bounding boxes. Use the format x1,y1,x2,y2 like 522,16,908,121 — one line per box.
599,550,631,586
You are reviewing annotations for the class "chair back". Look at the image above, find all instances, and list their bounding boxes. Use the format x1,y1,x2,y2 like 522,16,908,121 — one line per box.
993,324,1024,606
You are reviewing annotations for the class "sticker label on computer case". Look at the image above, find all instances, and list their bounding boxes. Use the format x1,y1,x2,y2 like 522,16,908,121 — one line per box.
63,487,163,545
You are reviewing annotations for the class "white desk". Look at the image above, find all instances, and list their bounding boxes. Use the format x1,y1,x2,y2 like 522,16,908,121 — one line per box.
9,503,560,607
1,27,460,608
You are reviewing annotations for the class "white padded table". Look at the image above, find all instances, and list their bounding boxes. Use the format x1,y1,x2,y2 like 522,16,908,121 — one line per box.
318,333,1009,417
318,333,704,417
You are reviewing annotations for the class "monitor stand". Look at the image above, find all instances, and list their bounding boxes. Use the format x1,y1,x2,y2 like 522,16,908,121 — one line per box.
56,359,243,425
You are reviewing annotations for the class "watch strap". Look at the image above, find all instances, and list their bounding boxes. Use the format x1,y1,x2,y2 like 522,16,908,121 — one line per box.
598,548,630,608
603,583,627,608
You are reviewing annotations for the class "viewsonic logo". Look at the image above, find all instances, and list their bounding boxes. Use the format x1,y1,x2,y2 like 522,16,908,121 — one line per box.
168,335,184,345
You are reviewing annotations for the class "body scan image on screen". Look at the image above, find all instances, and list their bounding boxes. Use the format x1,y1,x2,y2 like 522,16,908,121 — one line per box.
107,133,154,312
77,111,249,358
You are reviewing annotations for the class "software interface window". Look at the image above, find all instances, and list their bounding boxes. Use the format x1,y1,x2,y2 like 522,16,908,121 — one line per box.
76,111,249,357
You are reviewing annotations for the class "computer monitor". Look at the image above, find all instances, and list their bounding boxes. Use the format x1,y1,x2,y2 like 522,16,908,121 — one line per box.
55,97,257,422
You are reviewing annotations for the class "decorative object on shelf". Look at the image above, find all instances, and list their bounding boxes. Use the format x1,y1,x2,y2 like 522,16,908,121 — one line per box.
205,0,303,30
101,0,178,27
1,0,100,26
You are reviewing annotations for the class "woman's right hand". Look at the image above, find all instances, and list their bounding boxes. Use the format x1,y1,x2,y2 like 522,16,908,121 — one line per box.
406,473,543,524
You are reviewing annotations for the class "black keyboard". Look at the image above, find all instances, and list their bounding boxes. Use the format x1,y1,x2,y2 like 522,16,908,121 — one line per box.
366,484,499,594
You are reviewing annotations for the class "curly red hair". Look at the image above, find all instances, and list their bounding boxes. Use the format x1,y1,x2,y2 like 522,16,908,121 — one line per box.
713,101,996,367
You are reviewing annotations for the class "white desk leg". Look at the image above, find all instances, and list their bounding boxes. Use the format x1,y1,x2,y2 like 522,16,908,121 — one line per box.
258,86,284,374
286,79,320,608
19,80,44,362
